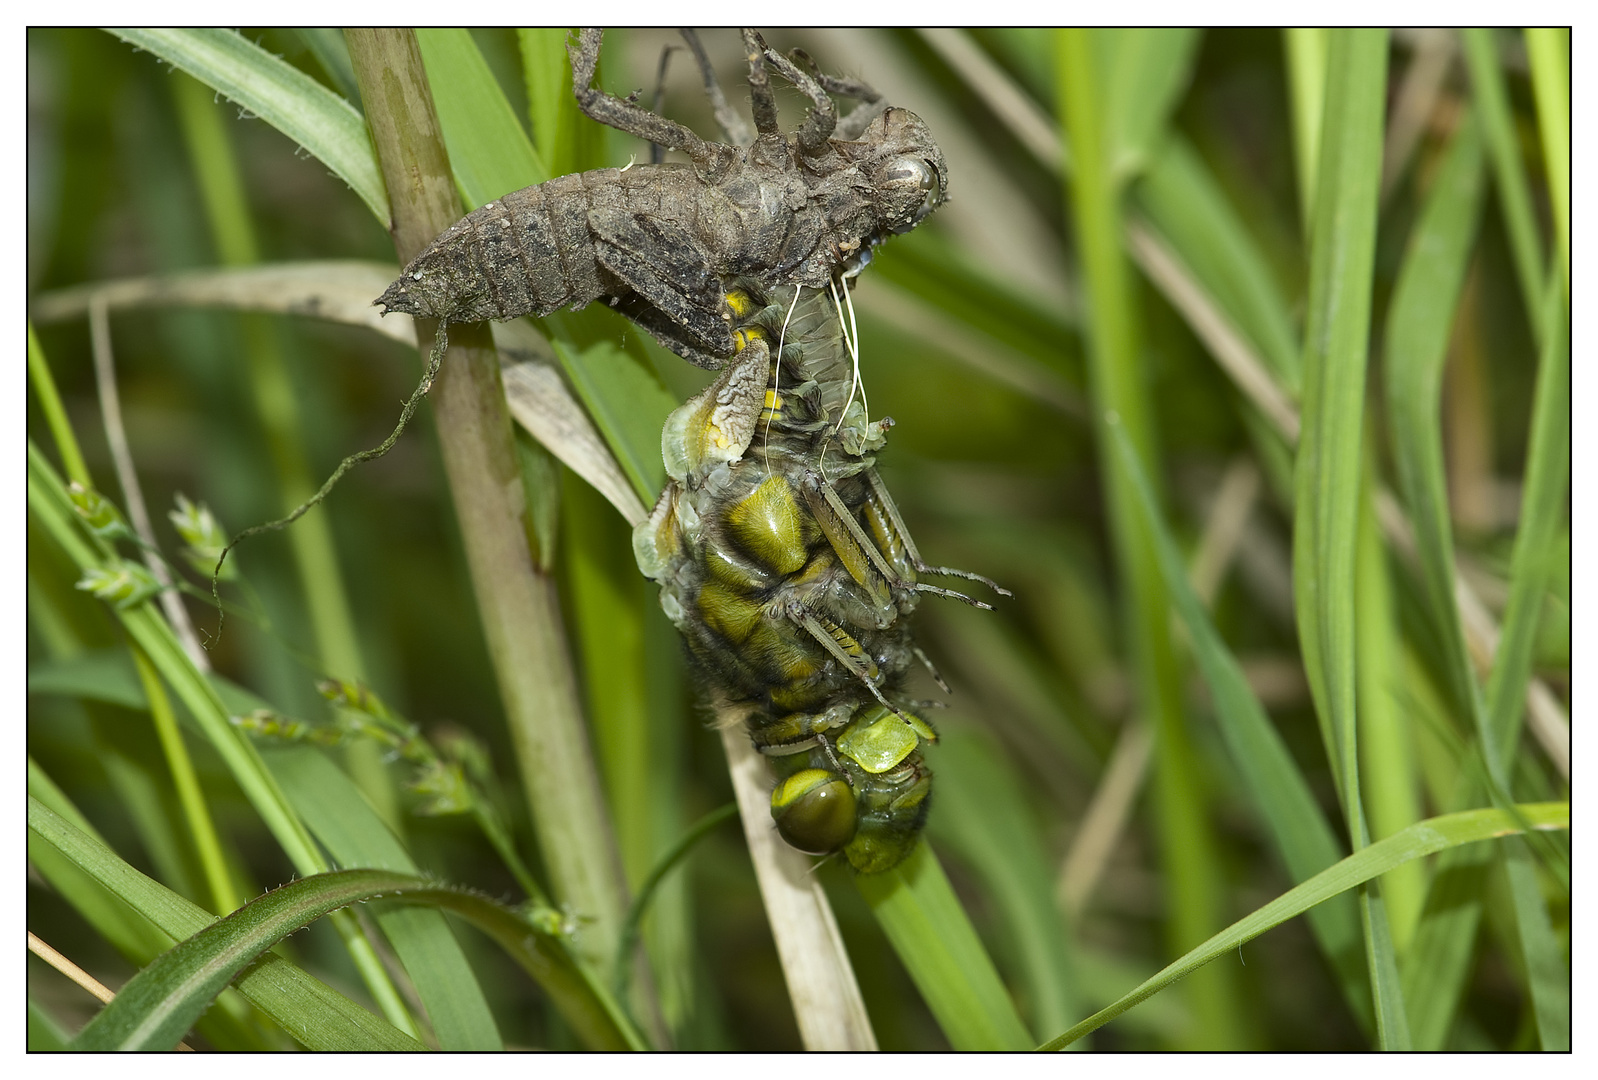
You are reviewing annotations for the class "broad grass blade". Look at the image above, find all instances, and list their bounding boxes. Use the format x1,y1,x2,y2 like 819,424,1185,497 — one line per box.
856,842,1034,1050
416,28,548,202
106,29,387,222
928,727,1083,1041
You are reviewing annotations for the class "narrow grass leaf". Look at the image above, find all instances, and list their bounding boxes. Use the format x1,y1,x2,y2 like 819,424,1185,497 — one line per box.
1381,110,1486,739
1283,28,1330,228
1484,282,1571,1049
1485,281,1571,777
1354,479,1425,955
563,478,660,902
1383,107,1570,1046
416,29,675,528
28,762,179,964
265,746,502,1051
1524,29,1570,288
1461,28,1547,331
294,28,361,104
28,445,325,875
1292,28,1403,1046
29,796,424,1051
1502,840,1570,1048
1401,840,1491,1048
1110,421,1372,1030
1135,136,1302,394
1374,117,1498,1032
28,649,146,709
106,29,387,222
1040,802,1568,1049
870,230,1082,386
1058,26,1244,1048
519,28,606,179
1294,27,1386,805
27,324,91,487
856,842,1034,1050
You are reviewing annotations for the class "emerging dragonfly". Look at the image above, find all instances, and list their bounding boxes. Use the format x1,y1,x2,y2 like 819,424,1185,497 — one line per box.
634,278,1006,872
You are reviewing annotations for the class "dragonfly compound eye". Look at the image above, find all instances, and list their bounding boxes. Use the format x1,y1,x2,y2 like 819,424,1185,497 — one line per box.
770,768,858,855
876,155,943,233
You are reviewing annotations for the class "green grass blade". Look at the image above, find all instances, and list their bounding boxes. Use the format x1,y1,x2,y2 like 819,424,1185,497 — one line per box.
412,28,676,520
1292,28,1402,1047
29,796,425,1051
856,842,1034,1050
1109,420,1372,1030
1096,28,1200,183
1400,840,1491,1048
519,28,604,179
1058,26,1243,1048
265,746,502,1050
294,28,361,103
870,229,1082,390
36,788,641,1050
1485,280,1570,776
1040,802,1568,1050
28,444,324,874
562,470,694,1042
1135,136,1302,394
27,324,91,487
29,649,146,708
1382,102,1569,1047
1354,479,1425,955
28,761,179,963
1283,28,1330,229
416,28,547,204
927,727,1083,1041
129,644,237,916
1381,110,1487,745
554,339,676,504
347,31,636,1000
1502,840,1570,1048
1524,29,1569,289
1461,28,1548,330
106,28,387,222
1484,282,1571,1049
1295,26,1386,810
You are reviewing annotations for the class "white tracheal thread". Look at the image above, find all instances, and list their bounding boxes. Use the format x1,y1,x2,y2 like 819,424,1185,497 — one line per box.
822,277,867,483
763,284,806,477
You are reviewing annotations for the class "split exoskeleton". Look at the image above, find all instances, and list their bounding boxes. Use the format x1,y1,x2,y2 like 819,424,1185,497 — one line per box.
633,282,1005,872
376,28,947,371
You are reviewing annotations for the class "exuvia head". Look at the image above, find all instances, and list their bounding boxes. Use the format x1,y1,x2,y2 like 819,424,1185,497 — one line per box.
858,107,948,236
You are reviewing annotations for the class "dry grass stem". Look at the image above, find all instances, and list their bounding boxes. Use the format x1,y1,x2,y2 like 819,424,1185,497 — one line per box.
719,724,877,1050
